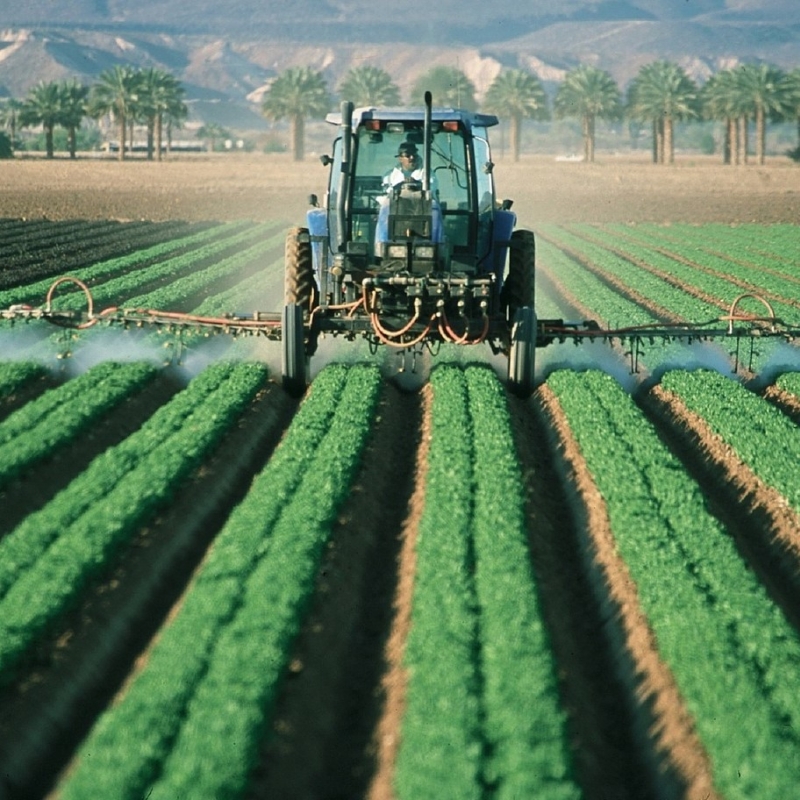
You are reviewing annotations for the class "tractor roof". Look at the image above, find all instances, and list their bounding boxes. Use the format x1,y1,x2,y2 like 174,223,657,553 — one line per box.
325,106,499,132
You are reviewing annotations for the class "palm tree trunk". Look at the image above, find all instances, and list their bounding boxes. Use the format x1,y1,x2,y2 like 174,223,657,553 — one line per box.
45,124,54,159
738,116,748,164
581,115,595,163
118,114,126,161
730,118,739,165
156,114,163,162
146,116,155,161
510,113,521,162
68,126,77,159
665,116,674,164
723,119,731,164
652,118,659,163
756,106,765,165
291,115,305,161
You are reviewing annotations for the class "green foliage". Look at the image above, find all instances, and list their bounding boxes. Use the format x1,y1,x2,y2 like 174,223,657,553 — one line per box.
548,369,800,799
396,364,579,800
338,65,400,106
0,131,12,158
662,369,800,513
412,66,476,110
0,361,267,687
0,361,155,491
0,361,46,397
57,364,381,799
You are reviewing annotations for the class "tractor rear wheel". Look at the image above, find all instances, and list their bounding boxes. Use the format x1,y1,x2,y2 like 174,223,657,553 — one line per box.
284,226,317,310
502,229,536,322
282,302,307,396
507,306,536,398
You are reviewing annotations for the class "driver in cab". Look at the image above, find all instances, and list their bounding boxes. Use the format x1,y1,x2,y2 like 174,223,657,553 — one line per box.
382,141,427,193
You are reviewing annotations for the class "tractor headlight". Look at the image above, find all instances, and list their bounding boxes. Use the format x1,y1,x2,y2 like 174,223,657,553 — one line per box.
386,244,406,259
414,245,436,260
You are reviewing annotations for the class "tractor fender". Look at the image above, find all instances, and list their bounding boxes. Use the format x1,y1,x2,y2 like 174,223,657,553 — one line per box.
490,208,517,290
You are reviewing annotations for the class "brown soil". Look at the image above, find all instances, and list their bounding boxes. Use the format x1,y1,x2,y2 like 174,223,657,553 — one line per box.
246,382,424,800
534,385,720,800
1,152,797,226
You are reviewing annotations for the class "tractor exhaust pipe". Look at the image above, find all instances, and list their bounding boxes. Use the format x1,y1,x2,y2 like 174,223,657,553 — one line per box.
336,100,354,253
423,91,432,199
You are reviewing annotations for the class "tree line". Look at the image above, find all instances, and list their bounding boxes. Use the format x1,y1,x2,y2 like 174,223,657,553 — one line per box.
0,65,187,160
2,60,799,164
264,62,800,165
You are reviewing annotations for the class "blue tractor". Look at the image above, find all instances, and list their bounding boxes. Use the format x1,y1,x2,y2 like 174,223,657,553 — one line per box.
281,92,536,395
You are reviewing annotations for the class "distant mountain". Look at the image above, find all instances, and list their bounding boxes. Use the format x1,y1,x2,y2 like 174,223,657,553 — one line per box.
0,0,797,130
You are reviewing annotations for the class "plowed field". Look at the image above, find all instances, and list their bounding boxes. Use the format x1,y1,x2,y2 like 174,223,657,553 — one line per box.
1,155,799,800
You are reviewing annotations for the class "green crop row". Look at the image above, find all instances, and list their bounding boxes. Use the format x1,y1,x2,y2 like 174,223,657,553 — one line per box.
616,223,800,274
0,361,47,399
396,364,579,800
660,369,800,514
57,363,381,800
541,224,720,322
51,223,279,312
0,221,252,309
564,224,799,323
0,361,267,686
547,369,800,799
0,361,156,490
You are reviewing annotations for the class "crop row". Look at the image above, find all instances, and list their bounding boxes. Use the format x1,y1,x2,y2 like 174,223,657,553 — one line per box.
570,224,800,315
0,221,254,309
660,369,800,515
396,364,579,800
0,219,213,290
0,360,156,491
57,363,381,799
0,361,267,687
547,369,800,799
0,361,46,400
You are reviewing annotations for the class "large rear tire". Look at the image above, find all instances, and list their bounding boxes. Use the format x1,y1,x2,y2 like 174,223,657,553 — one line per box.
284,227,317,310
507,306,536,398
282,302,307,396
501,229,536,322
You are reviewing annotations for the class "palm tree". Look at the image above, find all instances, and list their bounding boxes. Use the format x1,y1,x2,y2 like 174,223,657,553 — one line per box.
196,123,230,152
483,69,548,161
783,68,800,160
734,63,786,165
19,81,62,158
261,67,330,161
0,98,22,151
412,66,477,110
701,71,736,164
88,65,141,160
58,80,89,159
138,68,186,160
339,65,400,106
554,65,622,163
628,61,699,164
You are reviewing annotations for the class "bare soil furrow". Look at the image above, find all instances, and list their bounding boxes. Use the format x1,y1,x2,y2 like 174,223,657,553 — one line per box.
532,385,719,800
247,381,423,800
0,382,298,799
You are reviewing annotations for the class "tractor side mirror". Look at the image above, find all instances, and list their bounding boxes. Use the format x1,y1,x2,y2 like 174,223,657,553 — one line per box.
319,154,333,166
483,161,494,174
308,193,319,207
500,198,514,210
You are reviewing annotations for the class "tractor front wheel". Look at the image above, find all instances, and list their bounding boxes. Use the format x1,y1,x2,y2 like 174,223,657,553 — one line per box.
281,302,307,396
501,228,536,322
284,226,317,310
507,306,536,398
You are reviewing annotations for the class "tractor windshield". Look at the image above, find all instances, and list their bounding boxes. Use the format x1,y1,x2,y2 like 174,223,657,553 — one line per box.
350,123,473,259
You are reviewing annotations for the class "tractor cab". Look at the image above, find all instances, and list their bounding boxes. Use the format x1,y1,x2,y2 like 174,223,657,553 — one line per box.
307,98,515,290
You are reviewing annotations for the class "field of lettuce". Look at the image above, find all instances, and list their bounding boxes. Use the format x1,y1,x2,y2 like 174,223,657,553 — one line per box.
1,217,800,800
